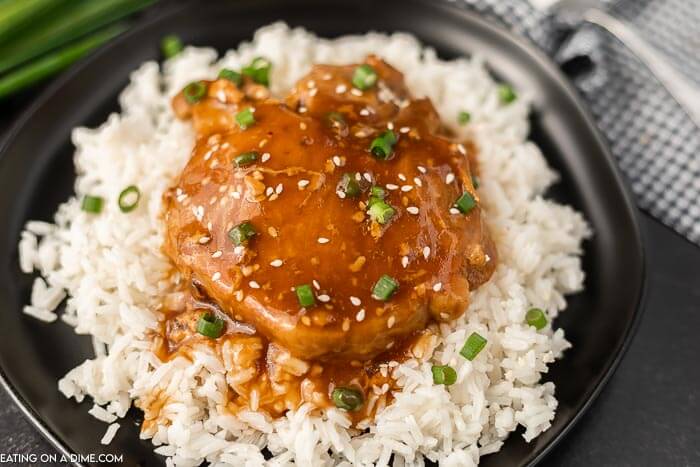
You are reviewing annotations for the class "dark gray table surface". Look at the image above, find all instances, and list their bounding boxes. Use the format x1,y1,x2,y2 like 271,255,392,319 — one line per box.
1,58,699,467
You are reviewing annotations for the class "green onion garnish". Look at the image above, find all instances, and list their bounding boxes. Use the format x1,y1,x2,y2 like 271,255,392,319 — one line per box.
458,111,471,125
228,222,256,246
372,274,398,301
196,313,225,338
295,284,315,308
526,308,548,330
498,84,517,104
117,185,140,213
338,173,361,198
242,56,271,86
368,200,396,224
454,192,476,214
472,175,480,189
234,151,258,167
235,108,255,129
81,195,103,214
183,81,207,104
324,111,345,127
161,34,183,59
218,68,242,86
352,64,378,90
370,130,397,160
370,186,386,199
331,387,364,411
432,365,457,385
460,332,487,361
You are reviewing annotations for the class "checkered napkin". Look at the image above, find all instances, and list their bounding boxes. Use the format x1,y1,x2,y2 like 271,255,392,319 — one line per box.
450,0,700,245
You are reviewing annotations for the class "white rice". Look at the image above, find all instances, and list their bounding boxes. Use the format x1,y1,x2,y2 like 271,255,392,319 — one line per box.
18,23,590,466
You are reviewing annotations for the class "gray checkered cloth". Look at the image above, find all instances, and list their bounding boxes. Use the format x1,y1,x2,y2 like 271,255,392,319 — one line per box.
451,0,700,245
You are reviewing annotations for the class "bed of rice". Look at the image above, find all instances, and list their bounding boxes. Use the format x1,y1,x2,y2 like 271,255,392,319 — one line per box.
18,23,590,466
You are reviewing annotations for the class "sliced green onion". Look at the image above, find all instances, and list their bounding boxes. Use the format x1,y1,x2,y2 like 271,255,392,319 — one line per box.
117,185,140,213
372,274,398,301
81,194,103,214
196,313,225,338
370,186,386,199
471,175,480,189
324,111,345,127
368,200,395,224
338,173,361,198
228,222,256,246
498,84,517,104
242,56,271,86
295,284,315,308
234,151,258,167
183,81,207,104
235,108,255,129
331,387,364,411
460,332,487,361
218,68,242,86
458,111,471,125
370,130,397,160
352,64,378,90
454,192,476,214
432,365,457,385
161,34,183,59
526,308,548,330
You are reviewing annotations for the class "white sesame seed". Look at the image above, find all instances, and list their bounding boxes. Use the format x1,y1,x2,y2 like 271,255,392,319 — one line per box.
275,183,283,194
265,187,274,197
261,152,270,163
216,90,226,103
423,246,431,259
433,282,443,292
457,144,466,155
359,108,370,116
212,250,223,258
176,194,187,202
336,190,346,199
312,280,320,290
398,173,406,181
350,296,361,306
332,156,342,167
417,165,427,174
249,281,261,289
298,106,307,113
317,237,330,244
387,121,394,130
414,177,422,187
401,256,409,268
449,207,461,215
335,84,347,94
231,191,241,199
485,254,491,262
299,122,307,130
355,173,362,181
270,259,283,267
401,185,413,192
387,316,395,328
234,290,244,301
356,309,366,322
198,236,210,244
363,172,373,182
309,88,318,97
407,206,419,215
203,149,214,161
350,88,362,97
399,126,410,134
386,184,399,190
318,294,331,302
307,80,316,89
298,179,310,189
445,173,455,184
233,246,245,255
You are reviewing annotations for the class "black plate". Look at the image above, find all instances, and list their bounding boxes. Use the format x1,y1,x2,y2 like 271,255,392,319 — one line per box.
0,0,645,465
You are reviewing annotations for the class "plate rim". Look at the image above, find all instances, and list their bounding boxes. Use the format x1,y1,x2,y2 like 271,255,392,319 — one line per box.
0,1,647,465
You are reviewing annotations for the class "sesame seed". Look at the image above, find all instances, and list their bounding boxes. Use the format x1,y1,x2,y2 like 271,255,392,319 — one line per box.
318,294,330,302
363,173,373,182
198,236,211,244
433,282,443,292
386,184,399,190
298,179,310,189
401,185,413,192
350,296,361,306
457,144,466,155
299,122,307,130
407,206,419,215
414,177,422,187
249,281,261,289
398,173,406,181
342,318,351,332
212,250,223,258
312,280,321,290
275,183,283,194
322,73,332,80
445,173,455,184
336,190,346,199
350,88,362,97
301,316,311,326
423,246,431,259
270,259,283,267
216,90,226,103
234,290,244,301
485,254,491,262
356,309,366,322
332,156,342,167
265,187,274,197
399,126,410,134
231,191,241,199
401,256,409,268
317,237,330,244
354,173,362,181
387,316,396,328
387,122,394,130
203,149,214,161
335,84,347,94
307,80,316,89
261,152,270,163
449,207,461,215
309,88,318,97
233,246,245,255
298,106,307,113
359,108,370,116
212,272,221,281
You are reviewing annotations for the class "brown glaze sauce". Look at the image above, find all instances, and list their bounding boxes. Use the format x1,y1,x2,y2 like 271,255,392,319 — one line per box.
151,55,496,424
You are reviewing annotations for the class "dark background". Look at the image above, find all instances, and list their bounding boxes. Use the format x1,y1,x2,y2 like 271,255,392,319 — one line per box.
1,16,699,467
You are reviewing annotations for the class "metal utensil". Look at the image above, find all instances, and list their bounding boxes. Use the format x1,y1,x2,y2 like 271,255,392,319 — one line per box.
549,0,700,128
